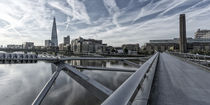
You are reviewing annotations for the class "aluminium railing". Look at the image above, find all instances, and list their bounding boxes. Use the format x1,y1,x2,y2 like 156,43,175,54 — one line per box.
101,52,159,105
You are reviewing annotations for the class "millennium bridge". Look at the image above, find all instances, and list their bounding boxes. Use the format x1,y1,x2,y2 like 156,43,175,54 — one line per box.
0,52,210,105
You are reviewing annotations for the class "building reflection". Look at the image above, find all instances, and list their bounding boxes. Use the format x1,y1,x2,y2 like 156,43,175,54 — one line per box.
66,59,141,68
51,63,57,74
109,60,141,67
67,60,106,67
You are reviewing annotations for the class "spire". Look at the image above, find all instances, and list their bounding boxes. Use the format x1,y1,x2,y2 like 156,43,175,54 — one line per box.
51,17,58,46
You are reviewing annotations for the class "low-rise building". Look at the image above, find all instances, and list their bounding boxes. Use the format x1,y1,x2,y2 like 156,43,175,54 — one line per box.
145,38,210,54
23,42,34,49
122,44,140,51
59,43,70,51
45,40,51,47
59,43,64,50
96,44,107,54
71,37,107,54
106,46,114,54
114,47,124,54
195,29,210,39
7,45,23,49
122,44,140,55
34,46,45,50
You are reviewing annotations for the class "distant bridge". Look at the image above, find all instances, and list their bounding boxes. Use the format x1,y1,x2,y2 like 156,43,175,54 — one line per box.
0,52,210,105
0,48,61,53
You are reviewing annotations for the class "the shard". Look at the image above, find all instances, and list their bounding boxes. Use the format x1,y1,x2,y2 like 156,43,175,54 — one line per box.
51,17,58,47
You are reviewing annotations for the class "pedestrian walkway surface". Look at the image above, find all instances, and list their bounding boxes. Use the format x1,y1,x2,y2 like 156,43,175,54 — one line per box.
149,53,210,105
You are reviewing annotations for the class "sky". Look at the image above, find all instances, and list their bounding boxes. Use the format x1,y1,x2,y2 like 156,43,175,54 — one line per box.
0,0,210,47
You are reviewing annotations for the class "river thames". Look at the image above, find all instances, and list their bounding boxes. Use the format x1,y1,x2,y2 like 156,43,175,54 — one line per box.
0,59,141,105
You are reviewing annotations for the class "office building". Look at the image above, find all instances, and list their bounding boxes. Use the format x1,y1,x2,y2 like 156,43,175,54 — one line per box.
23,42,34,49
45,40,51,47
71,37,107,54
64,36,70,45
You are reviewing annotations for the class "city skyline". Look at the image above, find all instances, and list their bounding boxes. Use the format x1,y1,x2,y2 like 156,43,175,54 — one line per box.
0,0,210,46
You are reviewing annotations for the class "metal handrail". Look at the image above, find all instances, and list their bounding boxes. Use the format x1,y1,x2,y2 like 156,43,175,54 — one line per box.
169,52,210,59
60,57,145,61
101,52,159,105
131,52,159,105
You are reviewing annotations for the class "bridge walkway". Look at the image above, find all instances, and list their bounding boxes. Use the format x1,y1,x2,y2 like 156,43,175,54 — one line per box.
149,53,210,105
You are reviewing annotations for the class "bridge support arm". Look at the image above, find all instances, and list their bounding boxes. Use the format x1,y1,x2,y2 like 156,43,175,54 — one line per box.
61,63,113,101
31,65,63,105
122,60,141,68
73,65,136,72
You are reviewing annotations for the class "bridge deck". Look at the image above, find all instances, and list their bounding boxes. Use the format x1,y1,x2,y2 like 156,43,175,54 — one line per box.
149,53,210,105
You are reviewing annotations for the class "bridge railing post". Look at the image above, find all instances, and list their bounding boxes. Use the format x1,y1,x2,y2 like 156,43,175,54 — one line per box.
204,55,208,66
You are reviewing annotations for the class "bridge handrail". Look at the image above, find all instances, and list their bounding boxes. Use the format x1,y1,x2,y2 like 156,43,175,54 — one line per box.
169,52,210,59
101,52,159,105
60,57,143,60
0,53,38,60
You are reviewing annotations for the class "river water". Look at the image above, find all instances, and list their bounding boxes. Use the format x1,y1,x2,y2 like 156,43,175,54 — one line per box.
0,60,141,105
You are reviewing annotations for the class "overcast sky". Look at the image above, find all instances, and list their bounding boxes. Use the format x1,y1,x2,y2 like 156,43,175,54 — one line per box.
0,0,210,46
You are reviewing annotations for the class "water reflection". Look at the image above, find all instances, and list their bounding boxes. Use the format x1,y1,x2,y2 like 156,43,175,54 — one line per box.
68,60,107,67
0,62,52,105
51,63,57,74
0,60,140,105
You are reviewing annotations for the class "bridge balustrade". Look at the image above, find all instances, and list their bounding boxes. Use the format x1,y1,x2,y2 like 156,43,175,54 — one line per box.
24,54,29,59
5,53,13,60
0,53,38,61
0,53,5,59
18,54,24,59
169,52,210,67
13,54,18,58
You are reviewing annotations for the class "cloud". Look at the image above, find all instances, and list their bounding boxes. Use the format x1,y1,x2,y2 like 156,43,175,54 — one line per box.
0,0,53,45
0,0,210,47
66,0,90,24
103,0,121,27
48,0,90,24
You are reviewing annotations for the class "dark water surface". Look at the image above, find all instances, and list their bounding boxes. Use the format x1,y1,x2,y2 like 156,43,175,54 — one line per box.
0,60,140,105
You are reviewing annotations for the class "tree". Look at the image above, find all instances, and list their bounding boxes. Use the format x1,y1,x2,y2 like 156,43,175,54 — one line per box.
111,48,116,53
123,48,128,54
